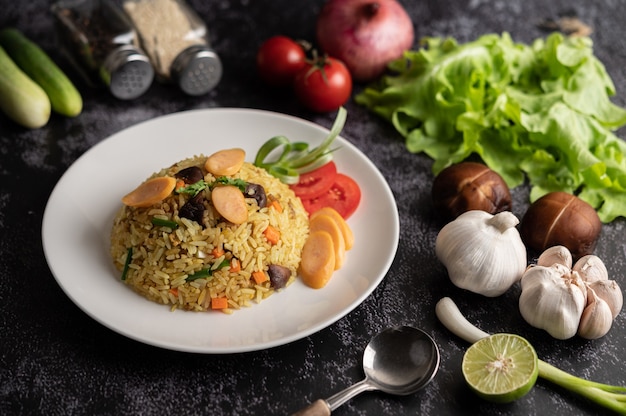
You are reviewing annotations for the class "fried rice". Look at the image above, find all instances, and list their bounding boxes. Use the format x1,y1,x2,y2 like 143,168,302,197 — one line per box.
110,155,309,313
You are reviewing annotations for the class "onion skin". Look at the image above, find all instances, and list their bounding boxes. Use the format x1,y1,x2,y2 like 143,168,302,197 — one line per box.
316,0,414,82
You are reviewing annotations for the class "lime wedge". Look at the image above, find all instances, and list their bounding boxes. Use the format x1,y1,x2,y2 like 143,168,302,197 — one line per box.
462,333,539,403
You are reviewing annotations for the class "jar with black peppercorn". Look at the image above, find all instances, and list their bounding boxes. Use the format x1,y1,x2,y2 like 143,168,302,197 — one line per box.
123,0,222,96
51,0,154,100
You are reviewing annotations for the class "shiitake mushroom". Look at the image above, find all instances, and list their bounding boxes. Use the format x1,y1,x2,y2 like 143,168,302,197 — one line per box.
520,191,602,260
268,264,291,289
244,182,267,209
432,162,512,222
175,166,204,184
179,194,205,224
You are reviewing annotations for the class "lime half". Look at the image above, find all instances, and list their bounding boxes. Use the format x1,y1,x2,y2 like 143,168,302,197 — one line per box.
462,333,539,403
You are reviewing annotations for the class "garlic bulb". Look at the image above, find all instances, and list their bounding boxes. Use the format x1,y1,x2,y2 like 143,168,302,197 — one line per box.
519,264,587,339
435,210,527,297
519,246,622,340
578,287,614,339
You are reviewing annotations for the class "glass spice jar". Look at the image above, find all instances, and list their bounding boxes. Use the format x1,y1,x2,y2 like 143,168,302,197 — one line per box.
123,0,223,96
51,0,154,100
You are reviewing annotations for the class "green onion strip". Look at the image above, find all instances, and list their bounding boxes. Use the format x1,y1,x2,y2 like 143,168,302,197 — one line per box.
186,259,230,282
121,247,133,281
151,217,179,229
254,107,347,184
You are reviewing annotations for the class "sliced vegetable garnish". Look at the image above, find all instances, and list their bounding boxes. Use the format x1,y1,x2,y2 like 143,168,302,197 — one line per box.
301,173,362,219
289,161,338,200
254,107,347,184
151,217,179,229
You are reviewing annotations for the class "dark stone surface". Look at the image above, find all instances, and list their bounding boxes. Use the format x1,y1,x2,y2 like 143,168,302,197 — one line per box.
1,1,625,415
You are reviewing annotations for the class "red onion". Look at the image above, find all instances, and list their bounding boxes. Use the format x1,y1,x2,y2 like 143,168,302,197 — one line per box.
316,0,414,82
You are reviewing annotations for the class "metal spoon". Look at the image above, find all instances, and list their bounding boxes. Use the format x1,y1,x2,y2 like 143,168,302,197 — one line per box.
292,325,440,416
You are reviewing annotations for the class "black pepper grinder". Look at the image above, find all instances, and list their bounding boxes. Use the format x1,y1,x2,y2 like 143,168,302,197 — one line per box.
51,0,154,100
123,0,222,96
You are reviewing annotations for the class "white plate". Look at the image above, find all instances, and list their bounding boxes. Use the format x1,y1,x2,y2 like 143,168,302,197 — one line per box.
42,108,399,353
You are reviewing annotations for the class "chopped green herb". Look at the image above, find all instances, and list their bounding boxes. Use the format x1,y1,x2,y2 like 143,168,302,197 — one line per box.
176,177,248,197
176,179,209,197
121,247,132,281
254,107,346,184
215,176,247,192
151,217,179,229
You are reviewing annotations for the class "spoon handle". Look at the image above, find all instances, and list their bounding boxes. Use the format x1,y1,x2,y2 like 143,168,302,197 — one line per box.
291,379,375,416
326,379,375,410
290,399,331,416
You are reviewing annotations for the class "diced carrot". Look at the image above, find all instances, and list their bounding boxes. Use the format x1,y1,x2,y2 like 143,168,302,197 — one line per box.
211,185,248,224
252,270,268,284
205,148,246,176
211,297,229,309
175,179,185,190
310,214,345,270
169,288,179,297
299,231,336,289
211,247,225,258
230,258,241,273
269,199,283,213
121,176,177,208
263,224,281,245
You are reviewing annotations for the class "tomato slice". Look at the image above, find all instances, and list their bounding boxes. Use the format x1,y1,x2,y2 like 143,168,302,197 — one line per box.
290,161,338,200
301,173,361,219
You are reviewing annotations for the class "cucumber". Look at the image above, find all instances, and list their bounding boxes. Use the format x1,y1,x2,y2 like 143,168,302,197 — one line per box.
0,28,82,117
0,45,51,129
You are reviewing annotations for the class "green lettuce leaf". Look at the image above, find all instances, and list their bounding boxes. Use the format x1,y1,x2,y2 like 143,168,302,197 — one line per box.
356,32,626,222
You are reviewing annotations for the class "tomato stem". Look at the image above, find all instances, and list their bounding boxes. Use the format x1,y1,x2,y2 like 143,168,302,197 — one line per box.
302,49,331,85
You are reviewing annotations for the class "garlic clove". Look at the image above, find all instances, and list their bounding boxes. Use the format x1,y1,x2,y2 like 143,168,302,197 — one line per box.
519,264,586,340
588,279,623,319
578,288,614,339
568,270,588,307
537,245,572,269
573,255,608,283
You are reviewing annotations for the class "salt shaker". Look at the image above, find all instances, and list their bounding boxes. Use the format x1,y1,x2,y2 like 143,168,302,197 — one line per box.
51,0,154,100
123,0,223,96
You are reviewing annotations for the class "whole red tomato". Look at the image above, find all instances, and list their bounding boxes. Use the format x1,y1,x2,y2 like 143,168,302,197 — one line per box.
256,36,307,87
293,56,352,112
